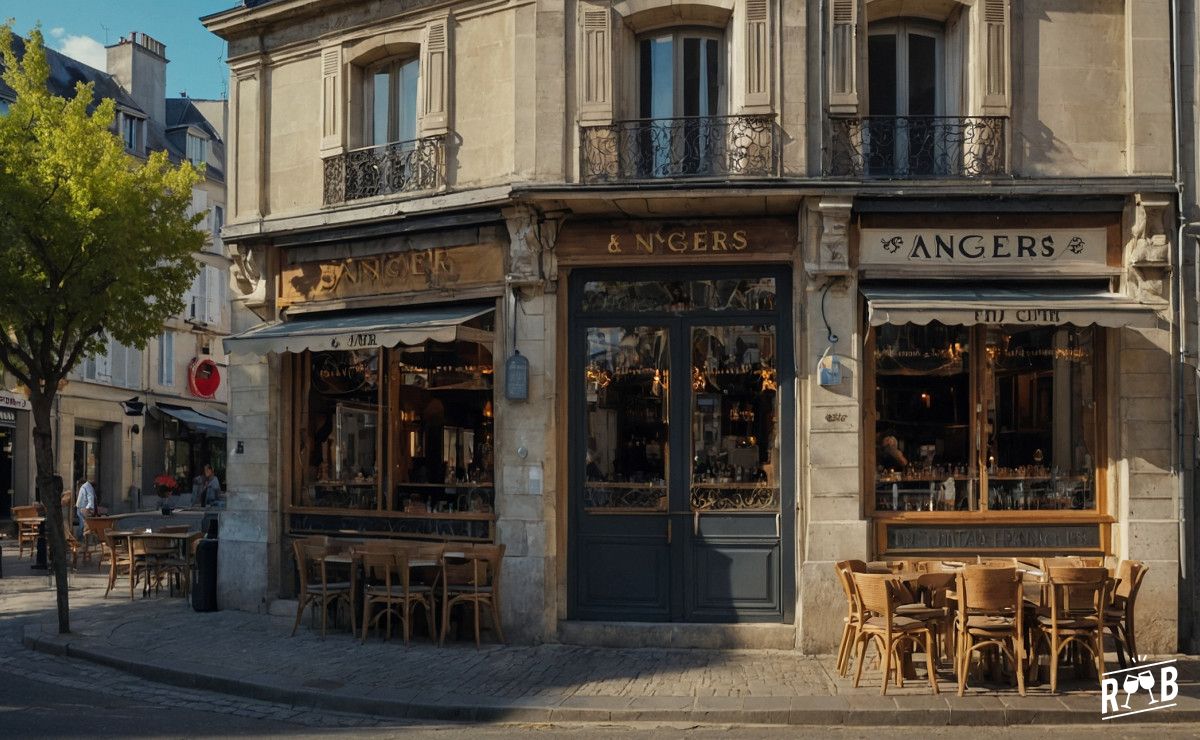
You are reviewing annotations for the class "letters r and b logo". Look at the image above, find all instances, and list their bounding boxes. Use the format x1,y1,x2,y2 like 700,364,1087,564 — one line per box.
1101,660,1179,720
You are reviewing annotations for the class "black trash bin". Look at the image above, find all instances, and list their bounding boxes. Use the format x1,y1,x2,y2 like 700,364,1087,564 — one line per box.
192,521,219,612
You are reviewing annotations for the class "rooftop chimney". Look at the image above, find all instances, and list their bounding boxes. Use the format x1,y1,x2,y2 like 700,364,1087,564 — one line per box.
106,32,167,124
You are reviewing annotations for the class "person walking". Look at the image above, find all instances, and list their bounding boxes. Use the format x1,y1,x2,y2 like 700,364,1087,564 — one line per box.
198,465,221,507
75,476,96,540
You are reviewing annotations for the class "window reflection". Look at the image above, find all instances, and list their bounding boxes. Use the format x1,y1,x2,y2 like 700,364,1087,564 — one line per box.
583,327,669,511
690,325,779,511
580,278,776,313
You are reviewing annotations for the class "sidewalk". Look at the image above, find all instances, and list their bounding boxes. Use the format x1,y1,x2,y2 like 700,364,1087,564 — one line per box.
8,552,1200,726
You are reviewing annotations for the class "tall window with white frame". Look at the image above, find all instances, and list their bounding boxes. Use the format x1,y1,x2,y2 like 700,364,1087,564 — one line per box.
365,57,419,148
159,330,175,389
186,133,207,166
122,114,142,154
636,29,723,177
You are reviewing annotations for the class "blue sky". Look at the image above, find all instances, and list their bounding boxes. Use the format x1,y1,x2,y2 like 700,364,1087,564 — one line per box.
3,1,233,99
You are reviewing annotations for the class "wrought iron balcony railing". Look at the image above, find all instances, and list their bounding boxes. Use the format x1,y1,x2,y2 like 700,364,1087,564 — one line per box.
826,116,1007,179
323,135,446,205
581,114,778,183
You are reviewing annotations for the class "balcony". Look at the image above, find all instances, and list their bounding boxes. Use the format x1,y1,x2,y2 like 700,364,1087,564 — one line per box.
580,114,778,184
826,116,1007,179
323,135,446,205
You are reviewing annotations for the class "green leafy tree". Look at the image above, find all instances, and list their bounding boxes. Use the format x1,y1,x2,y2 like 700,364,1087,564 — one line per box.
0,26,204,632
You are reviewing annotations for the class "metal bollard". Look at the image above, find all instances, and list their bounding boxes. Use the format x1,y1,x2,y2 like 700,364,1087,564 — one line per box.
31,521,48,570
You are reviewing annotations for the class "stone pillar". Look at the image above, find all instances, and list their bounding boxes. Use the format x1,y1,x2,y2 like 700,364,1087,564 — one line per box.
798,197,869,653
218,347,281,612
1118,325,1180,653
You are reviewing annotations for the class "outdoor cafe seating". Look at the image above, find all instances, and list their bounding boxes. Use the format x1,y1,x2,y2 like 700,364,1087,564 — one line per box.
102,522,204,601
289,536,506,648
836,556,1149,696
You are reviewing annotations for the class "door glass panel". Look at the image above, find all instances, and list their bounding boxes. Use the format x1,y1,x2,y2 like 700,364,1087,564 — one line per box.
984,326,1098,511
874,323,977,511
580,278,775,313
396,58,420,143
582,327,669,511
868,34,898,116
907,34,937,115
640,36,674,119
690,325,779,512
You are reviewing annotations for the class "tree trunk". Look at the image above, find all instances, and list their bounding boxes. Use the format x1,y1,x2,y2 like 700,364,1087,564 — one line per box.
30,391,70,634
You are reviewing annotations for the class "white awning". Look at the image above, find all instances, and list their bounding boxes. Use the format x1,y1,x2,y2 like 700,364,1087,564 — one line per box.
861,285,1161,329
223,304,494,356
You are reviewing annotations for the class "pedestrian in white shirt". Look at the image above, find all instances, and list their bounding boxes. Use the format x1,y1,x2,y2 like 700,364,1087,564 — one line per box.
75,477,96,540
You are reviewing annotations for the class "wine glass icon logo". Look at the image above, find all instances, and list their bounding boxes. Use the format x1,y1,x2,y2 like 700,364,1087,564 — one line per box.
1121,673,1140,709
1137,669,1158,704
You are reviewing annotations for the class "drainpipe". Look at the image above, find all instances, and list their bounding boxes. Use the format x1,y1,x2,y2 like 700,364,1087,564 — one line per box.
1168,0,1190,580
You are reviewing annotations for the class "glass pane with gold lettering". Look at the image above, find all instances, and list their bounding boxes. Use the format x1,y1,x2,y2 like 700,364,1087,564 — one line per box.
302,350,381,510
583,327,669,511
874,323,976,511
580,278,776,313
690,325,780,511
983,326,1098,511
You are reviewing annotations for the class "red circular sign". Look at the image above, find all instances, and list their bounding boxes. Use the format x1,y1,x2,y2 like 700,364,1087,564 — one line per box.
189,358,221,398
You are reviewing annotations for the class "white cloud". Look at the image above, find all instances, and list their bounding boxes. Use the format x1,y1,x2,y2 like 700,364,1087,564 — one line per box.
49,28,65,40
56,34,106,71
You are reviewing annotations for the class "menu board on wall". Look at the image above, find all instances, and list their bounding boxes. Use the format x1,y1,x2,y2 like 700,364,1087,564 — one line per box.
885,523,1102,551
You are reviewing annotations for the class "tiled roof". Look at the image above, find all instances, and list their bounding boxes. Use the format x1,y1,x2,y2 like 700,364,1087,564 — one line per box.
0,34,144,115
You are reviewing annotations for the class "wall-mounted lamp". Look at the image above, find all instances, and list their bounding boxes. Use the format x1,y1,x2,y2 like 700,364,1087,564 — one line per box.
130,423,140,435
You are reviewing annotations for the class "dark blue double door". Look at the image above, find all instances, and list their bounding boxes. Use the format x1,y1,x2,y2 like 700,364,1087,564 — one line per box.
568,269,794,623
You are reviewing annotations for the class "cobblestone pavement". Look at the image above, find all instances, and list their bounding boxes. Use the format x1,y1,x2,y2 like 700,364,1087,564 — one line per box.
5,547,1200,727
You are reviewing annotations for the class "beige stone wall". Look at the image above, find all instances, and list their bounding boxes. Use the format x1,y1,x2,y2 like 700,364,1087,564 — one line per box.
1012,0,1129,176
454,11,518,186
266,56,322,216
1115,327,1180,653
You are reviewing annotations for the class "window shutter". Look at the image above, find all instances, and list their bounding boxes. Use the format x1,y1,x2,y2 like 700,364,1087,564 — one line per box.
744,0,770,108
111,342,127,388
128,348,142,389
320,45,343,152
577,3,612,124
828,0,858,112
421,17,452,135
205,266,221,325
980,0,1009,112
160,331,175,388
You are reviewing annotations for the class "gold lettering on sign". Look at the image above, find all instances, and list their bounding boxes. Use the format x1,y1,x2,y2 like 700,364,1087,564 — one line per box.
316,249,453,294
605,228,753,256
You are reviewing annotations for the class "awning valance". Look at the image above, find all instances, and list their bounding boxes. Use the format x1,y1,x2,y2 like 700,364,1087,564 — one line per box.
861,285,1161,329
223,304,494,356
156,404,227,437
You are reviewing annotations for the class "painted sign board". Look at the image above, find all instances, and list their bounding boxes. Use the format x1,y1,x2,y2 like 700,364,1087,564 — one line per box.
885,523,1101,551
859,228,1109,268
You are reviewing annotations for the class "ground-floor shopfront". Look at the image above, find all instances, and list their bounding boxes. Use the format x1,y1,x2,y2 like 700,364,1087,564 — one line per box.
220,193,1185,652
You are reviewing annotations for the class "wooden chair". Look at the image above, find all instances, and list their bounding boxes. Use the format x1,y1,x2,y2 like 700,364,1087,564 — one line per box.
84,516,119,571
13,504,44,558
1034,566,1112,693
1105,560,1149,668
358,548,435,644
851,572,940,695
103,532,133,598
834,560,866,677
157,532,203,597
291,540,353,639
954,566,1026,696
441,543,506,647
897,572,955,665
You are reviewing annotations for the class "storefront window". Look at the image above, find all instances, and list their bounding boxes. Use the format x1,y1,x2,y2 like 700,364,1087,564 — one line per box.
295,312,495,515
872,323,1101,513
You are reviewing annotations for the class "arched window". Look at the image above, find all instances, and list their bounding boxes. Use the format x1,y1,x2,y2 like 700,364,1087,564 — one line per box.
363,57,419,147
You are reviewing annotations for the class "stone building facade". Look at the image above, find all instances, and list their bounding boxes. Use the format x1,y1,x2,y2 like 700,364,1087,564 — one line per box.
207,0,1186,651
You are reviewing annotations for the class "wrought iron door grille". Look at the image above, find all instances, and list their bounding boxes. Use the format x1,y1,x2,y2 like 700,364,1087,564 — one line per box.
581,114,778,183
323,135,446,205
826,116,1007,178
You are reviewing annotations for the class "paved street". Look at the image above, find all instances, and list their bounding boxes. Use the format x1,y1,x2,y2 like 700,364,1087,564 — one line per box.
3,547,1200,735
